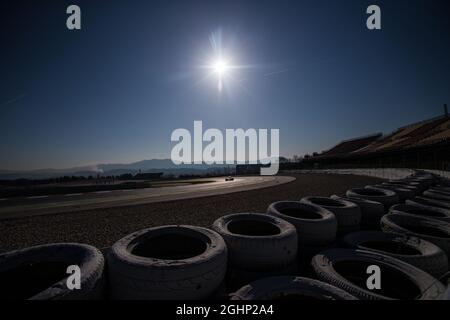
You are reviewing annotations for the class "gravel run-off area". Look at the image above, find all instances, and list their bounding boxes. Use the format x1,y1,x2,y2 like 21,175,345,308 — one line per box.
0,174,385,252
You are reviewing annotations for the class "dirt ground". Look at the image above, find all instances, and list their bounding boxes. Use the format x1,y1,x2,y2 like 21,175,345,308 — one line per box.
0,173,384,251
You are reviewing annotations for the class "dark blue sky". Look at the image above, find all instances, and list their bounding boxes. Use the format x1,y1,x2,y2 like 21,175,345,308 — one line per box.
1,0,449,170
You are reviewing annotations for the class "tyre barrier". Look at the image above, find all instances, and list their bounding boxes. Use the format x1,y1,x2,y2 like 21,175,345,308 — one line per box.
266,201,338,271
342,231,449,278
311,249,445,300
433,186,450,193
346,187,399,212
428,188,450,196
4,171,450,300
230,276,357,300
390,204,450,223
407,196,450,210
445,285,450,300
382,182,420,196
107,225,227,300
407,174,435,187
388,180,424,192
212,213,298,291
423,191,450,202
0,243,105,300
331,195,384,230
266,201,337,246
225,261,299,293
300,197,361,236
367,185,414,202
212,213,297,271
381,213,450,257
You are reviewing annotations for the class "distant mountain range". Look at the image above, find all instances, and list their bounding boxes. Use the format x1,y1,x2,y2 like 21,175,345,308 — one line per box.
0,159,235,180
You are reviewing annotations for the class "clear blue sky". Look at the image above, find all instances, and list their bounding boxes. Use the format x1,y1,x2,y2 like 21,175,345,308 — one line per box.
1,0,449,170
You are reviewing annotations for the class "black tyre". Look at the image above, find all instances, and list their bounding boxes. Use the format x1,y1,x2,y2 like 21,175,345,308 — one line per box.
230,276,357,300
433,186,450,193
212,213,297,271
390,204,450,223
367,185,414,201
331,195,384,230
346,188,399,212
108,225,227,300
300,197,360,236
267,201,337,246
428,188,450,196
423,191,450,202
311,249,445,300
342,231,449,278
382,183,419,196
408,196,450,210
381,213,450,256
388,180,424,191
0,243,105,300
226,261,299,292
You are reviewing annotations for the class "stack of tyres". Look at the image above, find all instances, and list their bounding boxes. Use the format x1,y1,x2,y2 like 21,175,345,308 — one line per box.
331,195,384,230
428,187,450,195
423,190,450,203
230,276,357,300
388,180,424,192
381,213,450,257
0,243,105,300
382,182,420,196
267,201,337,271
342,231,449,278
346,187,399,213
311,249,445,300
389,204,450,223
367,185,414,202
107,225,227,300
300,197,361,236
407,196,450,210
212,213,298,291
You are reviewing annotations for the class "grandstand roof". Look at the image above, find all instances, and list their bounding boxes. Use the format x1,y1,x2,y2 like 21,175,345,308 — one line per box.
319,133,382,157
359,116,450,153
313,115,450,160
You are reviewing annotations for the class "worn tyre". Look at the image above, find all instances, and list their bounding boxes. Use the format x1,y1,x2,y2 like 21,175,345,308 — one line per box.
428,188,450,196
311,249,445,300
346,188,399,212
342,231,449,278
230,276,357,300
331,195,384,230
267,201,337,246
390,204,450,223
0,243,105,300
367,185,414,201
423,191,450,202
300,197,360,236
381,213,450,256
432,186,450,193
213,213,297,271
382,183,419,196
108,225,227,300
389,180,424,190
408,196,450,210
226,261,299,292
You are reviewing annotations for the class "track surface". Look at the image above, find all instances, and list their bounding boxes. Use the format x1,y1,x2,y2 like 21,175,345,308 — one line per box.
0,176,293,220
0,173,384,251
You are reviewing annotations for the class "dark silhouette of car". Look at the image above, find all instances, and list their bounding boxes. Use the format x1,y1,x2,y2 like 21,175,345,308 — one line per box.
225,176,234,181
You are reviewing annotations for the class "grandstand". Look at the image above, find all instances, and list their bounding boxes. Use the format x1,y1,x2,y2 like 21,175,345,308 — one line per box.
304,109,450,170
318,133,382,158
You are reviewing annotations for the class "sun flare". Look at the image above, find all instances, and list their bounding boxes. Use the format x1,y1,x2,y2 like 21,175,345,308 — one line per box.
211,59,230,76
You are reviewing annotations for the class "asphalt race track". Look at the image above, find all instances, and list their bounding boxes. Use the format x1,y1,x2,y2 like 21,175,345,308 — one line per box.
0,176,295,220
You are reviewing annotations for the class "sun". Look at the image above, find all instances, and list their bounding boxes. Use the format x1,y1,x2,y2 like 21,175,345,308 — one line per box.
211,59,230,76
